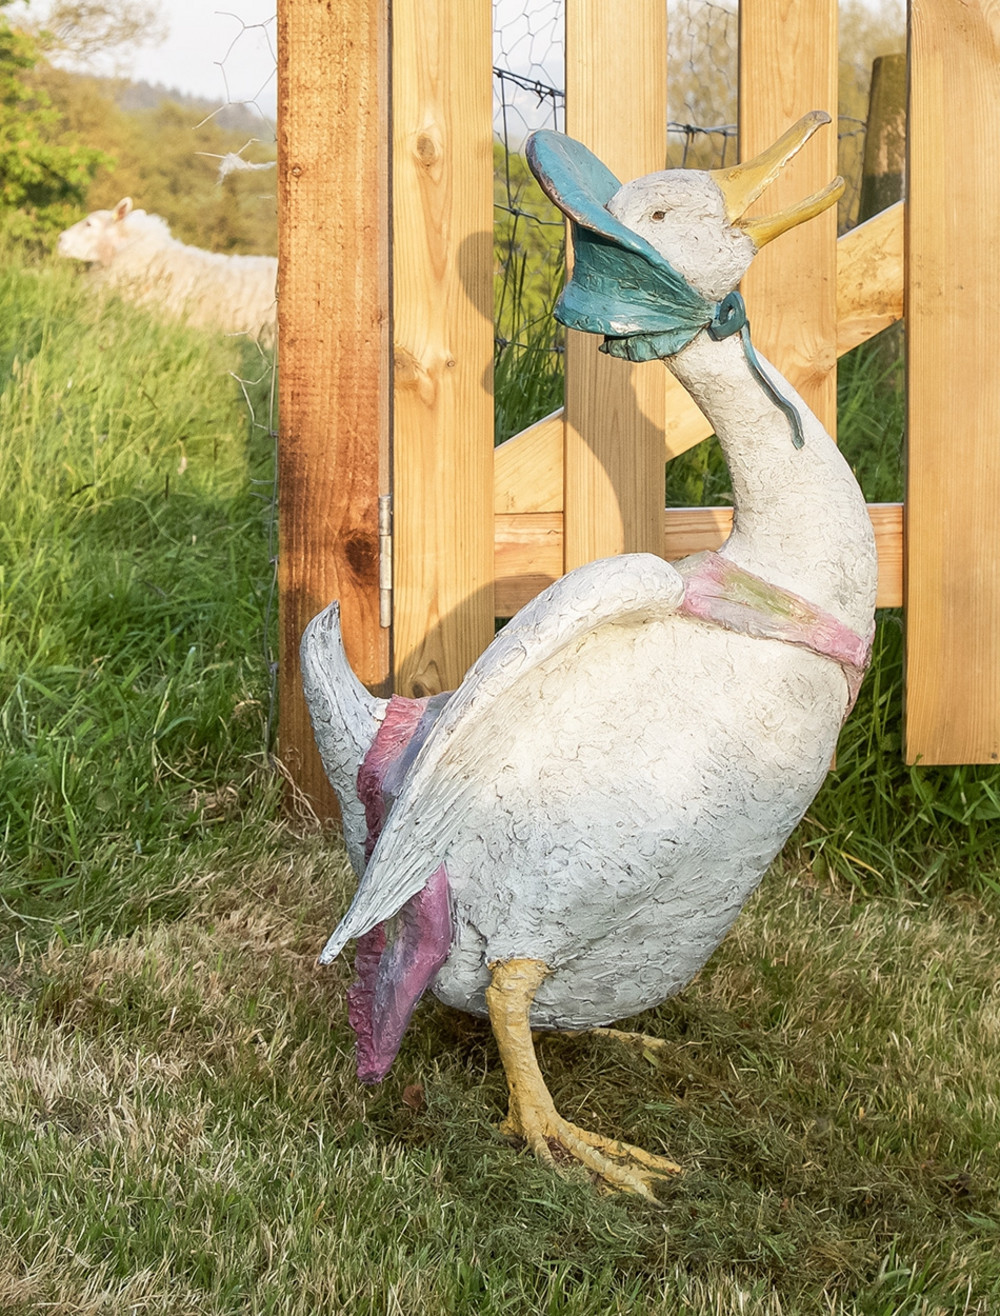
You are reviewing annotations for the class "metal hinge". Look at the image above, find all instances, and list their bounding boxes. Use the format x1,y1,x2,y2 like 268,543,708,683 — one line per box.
378,493,392,628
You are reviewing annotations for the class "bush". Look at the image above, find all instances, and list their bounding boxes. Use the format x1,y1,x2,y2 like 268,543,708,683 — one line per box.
0,4,108,242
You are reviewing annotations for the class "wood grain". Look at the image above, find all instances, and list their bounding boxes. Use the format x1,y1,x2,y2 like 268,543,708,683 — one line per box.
391,0,495,698
495,504,903,613
276,0,389,815
739,0,839,436
494,513,564,616
563,0,668,569
905,0,1000,763
494,411,563,514
837,202,904,355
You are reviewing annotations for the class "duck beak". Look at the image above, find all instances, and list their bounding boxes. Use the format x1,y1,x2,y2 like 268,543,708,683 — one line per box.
709,110,845,248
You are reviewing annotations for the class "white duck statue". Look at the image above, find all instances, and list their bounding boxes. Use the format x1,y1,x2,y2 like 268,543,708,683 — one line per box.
301,111,878,1199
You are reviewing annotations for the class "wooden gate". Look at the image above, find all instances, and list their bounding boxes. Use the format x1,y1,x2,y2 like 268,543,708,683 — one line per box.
277,0,1000,814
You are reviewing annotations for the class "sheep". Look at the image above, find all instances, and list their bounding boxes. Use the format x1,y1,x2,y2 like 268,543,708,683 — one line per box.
57,197,277,342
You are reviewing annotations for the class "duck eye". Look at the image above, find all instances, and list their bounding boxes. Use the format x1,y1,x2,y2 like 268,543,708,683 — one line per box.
650,210,666,221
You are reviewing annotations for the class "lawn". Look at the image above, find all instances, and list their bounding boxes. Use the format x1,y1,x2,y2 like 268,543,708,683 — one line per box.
1,247,998,1314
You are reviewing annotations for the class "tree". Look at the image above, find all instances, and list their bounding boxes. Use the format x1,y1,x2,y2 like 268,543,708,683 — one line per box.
0,1,108,241
11,0,165,71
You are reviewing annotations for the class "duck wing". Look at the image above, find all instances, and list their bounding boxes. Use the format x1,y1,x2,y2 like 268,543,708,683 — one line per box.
318,552,686,964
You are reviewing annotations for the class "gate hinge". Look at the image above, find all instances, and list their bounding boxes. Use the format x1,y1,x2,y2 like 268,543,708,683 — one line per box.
378,493,392,628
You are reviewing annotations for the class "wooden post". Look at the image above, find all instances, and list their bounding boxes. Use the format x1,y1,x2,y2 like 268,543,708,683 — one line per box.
858,53,906,223
739,0,839,438
905,0,1000,763
391,0,495,698
563,0,668,570
277,0,390,814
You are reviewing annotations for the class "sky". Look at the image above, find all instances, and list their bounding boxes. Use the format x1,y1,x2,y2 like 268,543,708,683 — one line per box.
128,0,277,116
123,0,556,122
11,0,562,127
11,0,279,116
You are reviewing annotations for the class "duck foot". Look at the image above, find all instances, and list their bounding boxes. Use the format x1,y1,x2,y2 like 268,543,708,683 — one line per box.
486,959,681,1200
579,1027,672,1055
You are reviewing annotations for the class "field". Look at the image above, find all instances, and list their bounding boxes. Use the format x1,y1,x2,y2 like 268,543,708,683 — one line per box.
2,247,999,1314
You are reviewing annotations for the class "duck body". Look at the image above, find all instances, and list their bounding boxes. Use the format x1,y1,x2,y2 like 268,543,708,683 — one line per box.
317,329,876,1032
303,113,877,1194
428,606,850,1029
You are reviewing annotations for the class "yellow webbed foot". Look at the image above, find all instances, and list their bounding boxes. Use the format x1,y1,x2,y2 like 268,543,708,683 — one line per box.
486,959,681,1200
500,1102,682,1199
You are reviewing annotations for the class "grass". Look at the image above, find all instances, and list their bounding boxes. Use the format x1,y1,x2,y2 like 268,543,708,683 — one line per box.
1,244,998,1312
3,842,998,1313
0,247,279,940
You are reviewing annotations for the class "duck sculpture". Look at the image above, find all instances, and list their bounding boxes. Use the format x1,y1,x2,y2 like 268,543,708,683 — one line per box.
301,111,878,1199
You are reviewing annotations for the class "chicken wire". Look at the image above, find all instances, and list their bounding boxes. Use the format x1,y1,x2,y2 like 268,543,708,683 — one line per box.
208,1,897,735
209,18,281,752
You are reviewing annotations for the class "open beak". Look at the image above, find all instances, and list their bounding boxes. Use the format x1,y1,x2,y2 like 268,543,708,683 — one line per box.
709,110,845,248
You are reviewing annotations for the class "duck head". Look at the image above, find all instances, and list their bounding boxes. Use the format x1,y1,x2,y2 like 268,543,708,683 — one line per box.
526,111,844,360
607,111,844,301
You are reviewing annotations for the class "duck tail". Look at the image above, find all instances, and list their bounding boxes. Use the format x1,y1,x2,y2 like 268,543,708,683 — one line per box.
300,601,387,874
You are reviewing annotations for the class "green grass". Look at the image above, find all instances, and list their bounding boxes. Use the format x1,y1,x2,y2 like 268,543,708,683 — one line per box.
0,249,280,940
1,242,999,1314
802,615,1000,897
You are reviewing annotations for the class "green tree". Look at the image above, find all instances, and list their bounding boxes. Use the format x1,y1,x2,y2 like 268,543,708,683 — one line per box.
0,0,107,241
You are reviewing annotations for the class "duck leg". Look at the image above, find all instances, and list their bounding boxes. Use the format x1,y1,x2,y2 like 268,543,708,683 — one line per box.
486,959,682,1200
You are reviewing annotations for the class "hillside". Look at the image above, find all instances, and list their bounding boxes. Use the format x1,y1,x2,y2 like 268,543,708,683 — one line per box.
32,63,277,255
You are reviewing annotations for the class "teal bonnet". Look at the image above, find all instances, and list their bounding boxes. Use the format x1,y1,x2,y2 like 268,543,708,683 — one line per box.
525,130,721,362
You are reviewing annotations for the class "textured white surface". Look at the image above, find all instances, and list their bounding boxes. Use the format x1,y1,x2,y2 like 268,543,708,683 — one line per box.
300,603,387,876
311,164,878,1031
607,170,757,303
320,553,687,962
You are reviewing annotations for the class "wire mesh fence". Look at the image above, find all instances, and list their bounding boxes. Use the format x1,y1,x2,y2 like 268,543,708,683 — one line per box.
207,0,897,456
492,0,899,442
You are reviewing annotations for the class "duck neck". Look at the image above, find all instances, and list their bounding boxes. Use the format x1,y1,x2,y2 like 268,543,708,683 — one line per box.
664,329,877,631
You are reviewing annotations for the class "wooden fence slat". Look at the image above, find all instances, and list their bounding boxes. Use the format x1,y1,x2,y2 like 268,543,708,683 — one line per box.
277,0,390,815
494,513,564,616
494,411,563,514
391,0,495,698
739,0,839,436
837,201,904,355
563,0,668,570
905,0,1000,764
494,504,903,613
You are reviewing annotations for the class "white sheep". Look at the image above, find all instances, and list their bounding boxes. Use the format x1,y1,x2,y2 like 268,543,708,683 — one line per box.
57,197,277,342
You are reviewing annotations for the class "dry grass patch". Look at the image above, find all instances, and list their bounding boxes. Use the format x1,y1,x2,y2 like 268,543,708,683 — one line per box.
1,837,998,1314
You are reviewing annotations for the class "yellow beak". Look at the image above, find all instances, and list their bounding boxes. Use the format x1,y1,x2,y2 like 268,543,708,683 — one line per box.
709,110,845,248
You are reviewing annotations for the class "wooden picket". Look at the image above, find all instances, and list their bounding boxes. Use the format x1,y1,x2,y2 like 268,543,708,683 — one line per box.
563,0,668,568
276,0,389,814
905,0,1000,763
739,0,839,435
277,0,1000,806
390,0,495,699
